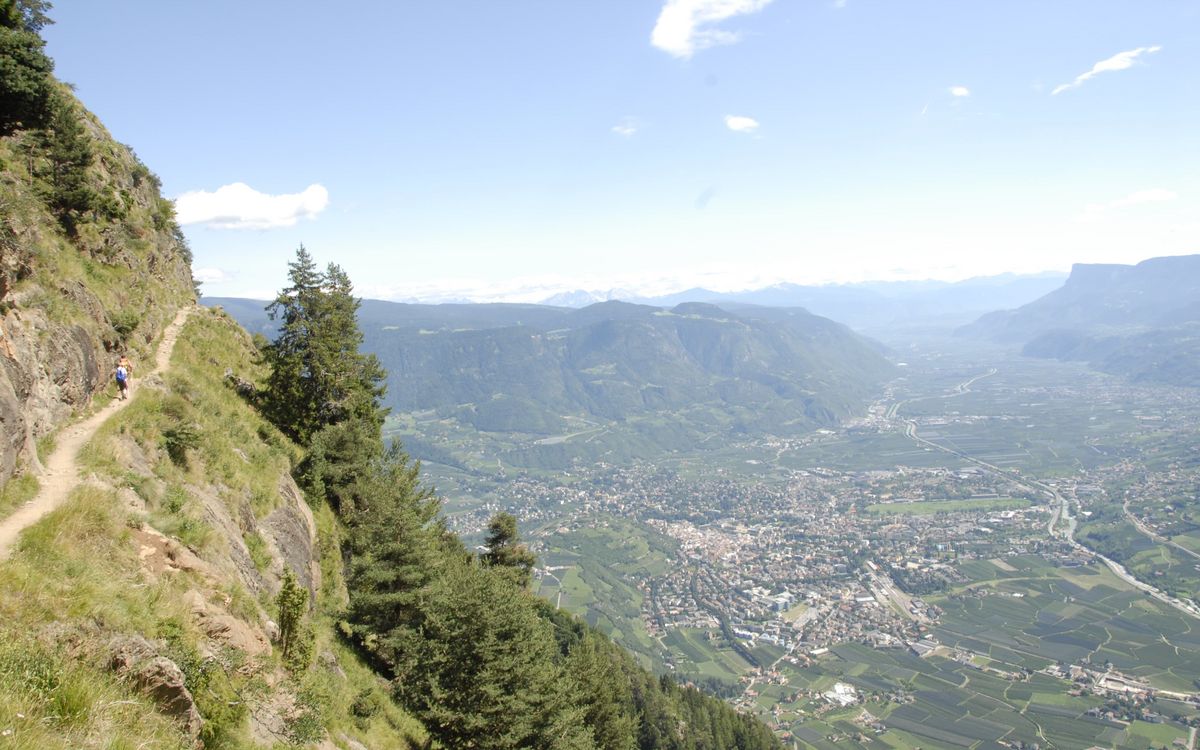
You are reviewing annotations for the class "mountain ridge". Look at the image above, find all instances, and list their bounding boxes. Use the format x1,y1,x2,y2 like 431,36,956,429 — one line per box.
959,254,1200,386
205,296,895,468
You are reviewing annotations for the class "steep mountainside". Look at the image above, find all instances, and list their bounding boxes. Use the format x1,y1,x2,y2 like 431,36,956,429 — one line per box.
374,301,890,428
1022,324,1200,387
0,84,193,486
1,307,432,747
206,297,894,460
960,255,1200,343
958,255,1200,386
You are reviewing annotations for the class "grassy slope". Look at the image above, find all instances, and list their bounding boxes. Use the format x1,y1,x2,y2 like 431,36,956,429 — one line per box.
0,88,194,508
0,96,192,354
0,307,426,748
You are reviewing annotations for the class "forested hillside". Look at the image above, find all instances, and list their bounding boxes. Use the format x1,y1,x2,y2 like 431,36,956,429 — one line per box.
255,248,785,749
206,295,894,468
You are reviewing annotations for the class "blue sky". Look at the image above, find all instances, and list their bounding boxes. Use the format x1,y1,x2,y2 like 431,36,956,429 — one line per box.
44,1,1199,302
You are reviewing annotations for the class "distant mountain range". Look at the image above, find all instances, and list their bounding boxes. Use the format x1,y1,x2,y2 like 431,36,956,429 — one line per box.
538,272,1068,332
959,254,1200,387
205,297,894,465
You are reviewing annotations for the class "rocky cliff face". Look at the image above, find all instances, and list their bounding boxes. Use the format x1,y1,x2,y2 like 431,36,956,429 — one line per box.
0,96,194,486
959,254,1200,343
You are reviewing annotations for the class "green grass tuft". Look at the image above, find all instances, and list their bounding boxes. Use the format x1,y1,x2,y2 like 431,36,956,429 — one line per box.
0,473,38,522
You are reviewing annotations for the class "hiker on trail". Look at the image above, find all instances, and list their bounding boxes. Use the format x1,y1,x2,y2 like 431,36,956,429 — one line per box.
115,358,130,400
119,354,133,375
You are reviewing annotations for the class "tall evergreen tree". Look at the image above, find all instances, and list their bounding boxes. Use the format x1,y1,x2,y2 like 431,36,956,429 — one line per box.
321,263,387,432
566,633,637,750
40,92,99,231
392,557,595,750
0,0,54,134
262,247,386,444
263,246,323,440
482,511,537,588
345,443,442,653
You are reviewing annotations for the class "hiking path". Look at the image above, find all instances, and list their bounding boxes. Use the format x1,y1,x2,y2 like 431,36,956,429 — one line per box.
0,305,194,561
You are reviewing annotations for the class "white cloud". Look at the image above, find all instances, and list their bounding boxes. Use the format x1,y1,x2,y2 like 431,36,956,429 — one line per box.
651,0,774,59
612,116,641,137
833,0,847,8
1083,188,1177,217
949,85,970,97
175,182,329,229
1052,45,1162,95
724,114,759,133
1107,188,1177,209
193,267,232,284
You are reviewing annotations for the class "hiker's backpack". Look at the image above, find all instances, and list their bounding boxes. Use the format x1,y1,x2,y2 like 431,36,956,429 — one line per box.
116,366,127,383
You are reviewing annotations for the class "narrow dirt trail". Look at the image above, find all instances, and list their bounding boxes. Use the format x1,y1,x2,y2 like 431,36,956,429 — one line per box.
0,305,194,561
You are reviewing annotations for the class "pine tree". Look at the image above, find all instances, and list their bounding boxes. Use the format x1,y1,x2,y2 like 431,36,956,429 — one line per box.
262,248,387,444
345,444,441,653
392,557,595,750
263,246,324,441
566,634,637,750
0,0,54,135
322,263,387,432
482,511,537,588
276,567,312,671
300,417,383,514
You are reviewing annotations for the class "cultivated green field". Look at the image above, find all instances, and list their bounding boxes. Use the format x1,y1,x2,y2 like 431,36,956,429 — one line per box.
932,556,1200,693
535,517,677,669
866,498,1029,515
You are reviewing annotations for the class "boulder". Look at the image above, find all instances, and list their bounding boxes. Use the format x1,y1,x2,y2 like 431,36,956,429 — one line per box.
108,635,202,738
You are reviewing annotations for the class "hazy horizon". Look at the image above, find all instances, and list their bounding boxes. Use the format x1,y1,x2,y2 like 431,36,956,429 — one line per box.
43,1,1198,301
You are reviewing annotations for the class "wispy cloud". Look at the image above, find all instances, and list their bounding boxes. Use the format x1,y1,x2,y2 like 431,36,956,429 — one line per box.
1083,188,1177,217
193,267,232,284
611,116,641,137
1052,45,1162,95
949,85,970,97
651,0,774,59
724,114,759,133
1106,188,1177,209
832,0,847,8
175,182,329,229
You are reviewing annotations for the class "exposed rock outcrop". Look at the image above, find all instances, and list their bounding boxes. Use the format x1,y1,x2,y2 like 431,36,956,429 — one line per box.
108,634,203,739
183,589,271,657
0,308,104,479
0,98,194,490
262,474,320,599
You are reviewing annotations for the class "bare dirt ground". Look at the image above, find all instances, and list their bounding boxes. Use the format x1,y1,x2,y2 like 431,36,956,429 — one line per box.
0,305,194,561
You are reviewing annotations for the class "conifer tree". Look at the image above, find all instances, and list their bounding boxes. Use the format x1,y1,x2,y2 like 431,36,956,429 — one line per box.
0,0,54,134
482,511,537,588
345,443,442,653
262,247,387,444
276,568,311,671
40,93,98,231
263,246,323,440
566,633,637,750
323,263,387,432
392,557,595,750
